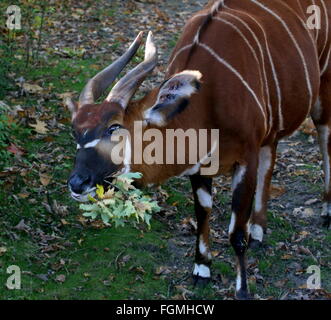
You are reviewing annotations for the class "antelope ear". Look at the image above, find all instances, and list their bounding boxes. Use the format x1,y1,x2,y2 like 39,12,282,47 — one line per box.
65,97,78,119
144,70,202,126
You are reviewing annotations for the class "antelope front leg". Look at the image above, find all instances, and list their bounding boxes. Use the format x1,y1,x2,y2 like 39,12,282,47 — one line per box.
230,157,257,299
311,89,331,229
190,175,213,285
249,143,277,247
316,124,331,228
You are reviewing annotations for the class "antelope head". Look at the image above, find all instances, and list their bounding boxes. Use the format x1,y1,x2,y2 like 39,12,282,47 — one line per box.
66,32,202,202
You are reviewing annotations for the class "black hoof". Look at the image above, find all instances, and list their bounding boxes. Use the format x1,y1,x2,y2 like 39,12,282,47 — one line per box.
249,237,262,249
192,275,211,287
322,216,330,229
235,289,251,300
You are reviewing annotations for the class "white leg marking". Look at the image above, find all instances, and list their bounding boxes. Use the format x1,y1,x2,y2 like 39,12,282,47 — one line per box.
251,0,313,110
193,263,211,278
232,165,246,192
318,125,330,192
228,212,236,235
255,146,272,213
249,224,264,242
196,188,212,208
199,236,212,260
311,97,322,122
197,42,267,130
322,203,331,217
236,271,242,292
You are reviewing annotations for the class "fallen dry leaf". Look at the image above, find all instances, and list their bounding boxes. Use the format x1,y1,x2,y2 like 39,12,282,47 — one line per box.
269,184,286,199
30,120,49,134
55,274,66,283
39,173,52,186
23,83,43,94
155,266,171,276
7,143,25,156
0,247,7,256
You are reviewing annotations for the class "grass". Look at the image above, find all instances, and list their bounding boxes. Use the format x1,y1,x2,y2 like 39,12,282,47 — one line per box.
1,0,330,301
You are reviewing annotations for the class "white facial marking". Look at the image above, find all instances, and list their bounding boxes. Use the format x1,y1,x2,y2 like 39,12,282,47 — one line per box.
232,165,246,192
196,188,212,208
228,212,236,235
83,139,101,149
193,263,211,278
70,187,96,203
249,224,264,242
144,108,166,126
255,146,272,213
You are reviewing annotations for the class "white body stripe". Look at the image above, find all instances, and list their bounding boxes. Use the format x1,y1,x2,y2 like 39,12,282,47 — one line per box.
279,1,316,48
320,0,329,60
213,17,265,111
193,263,211,278
321,46,331,76
255,146,272,213
311,0,319,42
167,44,194,72
179,140,218,177
196,188,212,208
251,0,313,111
223,5,284,130
198,41,267,129
221,9,272,133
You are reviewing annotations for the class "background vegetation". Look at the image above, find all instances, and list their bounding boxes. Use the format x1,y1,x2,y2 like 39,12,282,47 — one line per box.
0,0,330,300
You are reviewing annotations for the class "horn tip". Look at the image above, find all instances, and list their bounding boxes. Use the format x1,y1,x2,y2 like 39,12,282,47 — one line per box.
137,31,144,41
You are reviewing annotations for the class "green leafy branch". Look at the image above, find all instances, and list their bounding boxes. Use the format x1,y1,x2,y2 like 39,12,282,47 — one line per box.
80,172,160,228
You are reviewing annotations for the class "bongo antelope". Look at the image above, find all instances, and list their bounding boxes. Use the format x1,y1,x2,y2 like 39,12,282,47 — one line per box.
67,0,331,299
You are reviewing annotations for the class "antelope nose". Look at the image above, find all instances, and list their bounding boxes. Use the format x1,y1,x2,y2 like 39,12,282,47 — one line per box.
68,174,92,194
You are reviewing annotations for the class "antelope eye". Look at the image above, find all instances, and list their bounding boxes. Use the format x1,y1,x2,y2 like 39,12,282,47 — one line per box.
106,124,121,136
